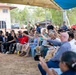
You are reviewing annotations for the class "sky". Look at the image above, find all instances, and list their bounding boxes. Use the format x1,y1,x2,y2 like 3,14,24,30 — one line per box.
12,4,25,10
12,4,38,10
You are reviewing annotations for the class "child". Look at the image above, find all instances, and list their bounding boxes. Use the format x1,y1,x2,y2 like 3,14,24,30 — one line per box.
39,51,76,75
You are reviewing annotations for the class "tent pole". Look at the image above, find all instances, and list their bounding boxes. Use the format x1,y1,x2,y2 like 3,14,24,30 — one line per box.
63,10,70,26
45,8,47,27
63,10,67,22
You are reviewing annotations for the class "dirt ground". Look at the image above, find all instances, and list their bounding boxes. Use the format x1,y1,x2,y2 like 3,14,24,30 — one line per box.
0,53,41,75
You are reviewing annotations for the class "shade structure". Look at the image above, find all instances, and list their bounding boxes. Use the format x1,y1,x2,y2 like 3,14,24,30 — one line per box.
0,0,61,10
54,0,76,9
0,0,76,10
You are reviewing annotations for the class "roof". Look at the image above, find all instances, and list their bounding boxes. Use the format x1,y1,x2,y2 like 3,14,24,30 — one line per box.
0,0,61,10
0,3,16,10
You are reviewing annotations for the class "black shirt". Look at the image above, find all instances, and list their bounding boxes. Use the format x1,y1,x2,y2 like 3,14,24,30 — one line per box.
61,70,76,75
47,25,54,30
7,34,15,43
0,36,3,42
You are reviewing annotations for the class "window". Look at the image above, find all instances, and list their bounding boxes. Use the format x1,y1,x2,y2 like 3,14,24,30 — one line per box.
2,9,8,13
0,21,6,28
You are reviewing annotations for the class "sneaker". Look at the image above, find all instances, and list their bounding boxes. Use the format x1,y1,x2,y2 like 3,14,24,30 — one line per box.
6,51,9,54
19,51,26,56
17,51,21,55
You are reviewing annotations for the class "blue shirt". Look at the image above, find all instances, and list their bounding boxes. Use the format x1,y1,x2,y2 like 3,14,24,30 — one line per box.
60,25,68,30
61,70,76,75
0,36,3,42
30,38,39,48
47,40,61,46
16,35,22,43
51,41,71,61
18,35,22,38
36,26,41,33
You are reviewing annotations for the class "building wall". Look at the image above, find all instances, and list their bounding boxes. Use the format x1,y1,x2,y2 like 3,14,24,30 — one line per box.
0,7,11,29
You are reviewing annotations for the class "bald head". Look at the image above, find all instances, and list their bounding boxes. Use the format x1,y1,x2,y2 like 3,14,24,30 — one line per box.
60,32,69,42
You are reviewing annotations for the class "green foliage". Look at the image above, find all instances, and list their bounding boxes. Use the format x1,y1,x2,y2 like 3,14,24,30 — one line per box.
33,7,45,21
10,6,63,26
49,9,63,25
10,8,20,21
67,8,76,25
11,7,28,25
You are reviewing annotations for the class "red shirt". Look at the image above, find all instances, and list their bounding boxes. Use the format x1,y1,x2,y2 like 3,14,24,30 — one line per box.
18,36,29,44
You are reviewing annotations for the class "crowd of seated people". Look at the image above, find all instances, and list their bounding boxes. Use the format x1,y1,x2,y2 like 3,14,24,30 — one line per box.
38,22,76,75
0,21,76,75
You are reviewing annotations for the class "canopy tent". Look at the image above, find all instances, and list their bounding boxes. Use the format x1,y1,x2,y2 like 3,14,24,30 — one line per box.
0,0,76,10
54,0,76,9
0,0,61,10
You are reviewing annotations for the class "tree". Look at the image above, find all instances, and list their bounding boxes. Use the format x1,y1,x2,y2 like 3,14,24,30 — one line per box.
10,7,29,25
33,7,45,22
10,8,20,23
18,8,28,24
11,6,63,26
49,9,63,25
67,8,76,25
33,7,63,25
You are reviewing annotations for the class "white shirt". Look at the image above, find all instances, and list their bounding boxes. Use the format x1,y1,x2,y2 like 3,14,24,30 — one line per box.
55,38,61,42
69,39,76,53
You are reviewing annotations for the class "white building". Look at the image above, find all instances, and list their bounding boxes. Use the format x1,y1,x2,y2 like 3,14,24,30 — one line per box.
0,3,16,29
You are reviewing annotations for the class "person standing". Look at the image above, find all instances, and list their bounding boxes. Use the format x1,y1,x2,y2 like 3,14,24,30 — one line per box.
47,22,54,33
36,23,41,34
60,21,68,30
27,22,32,32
